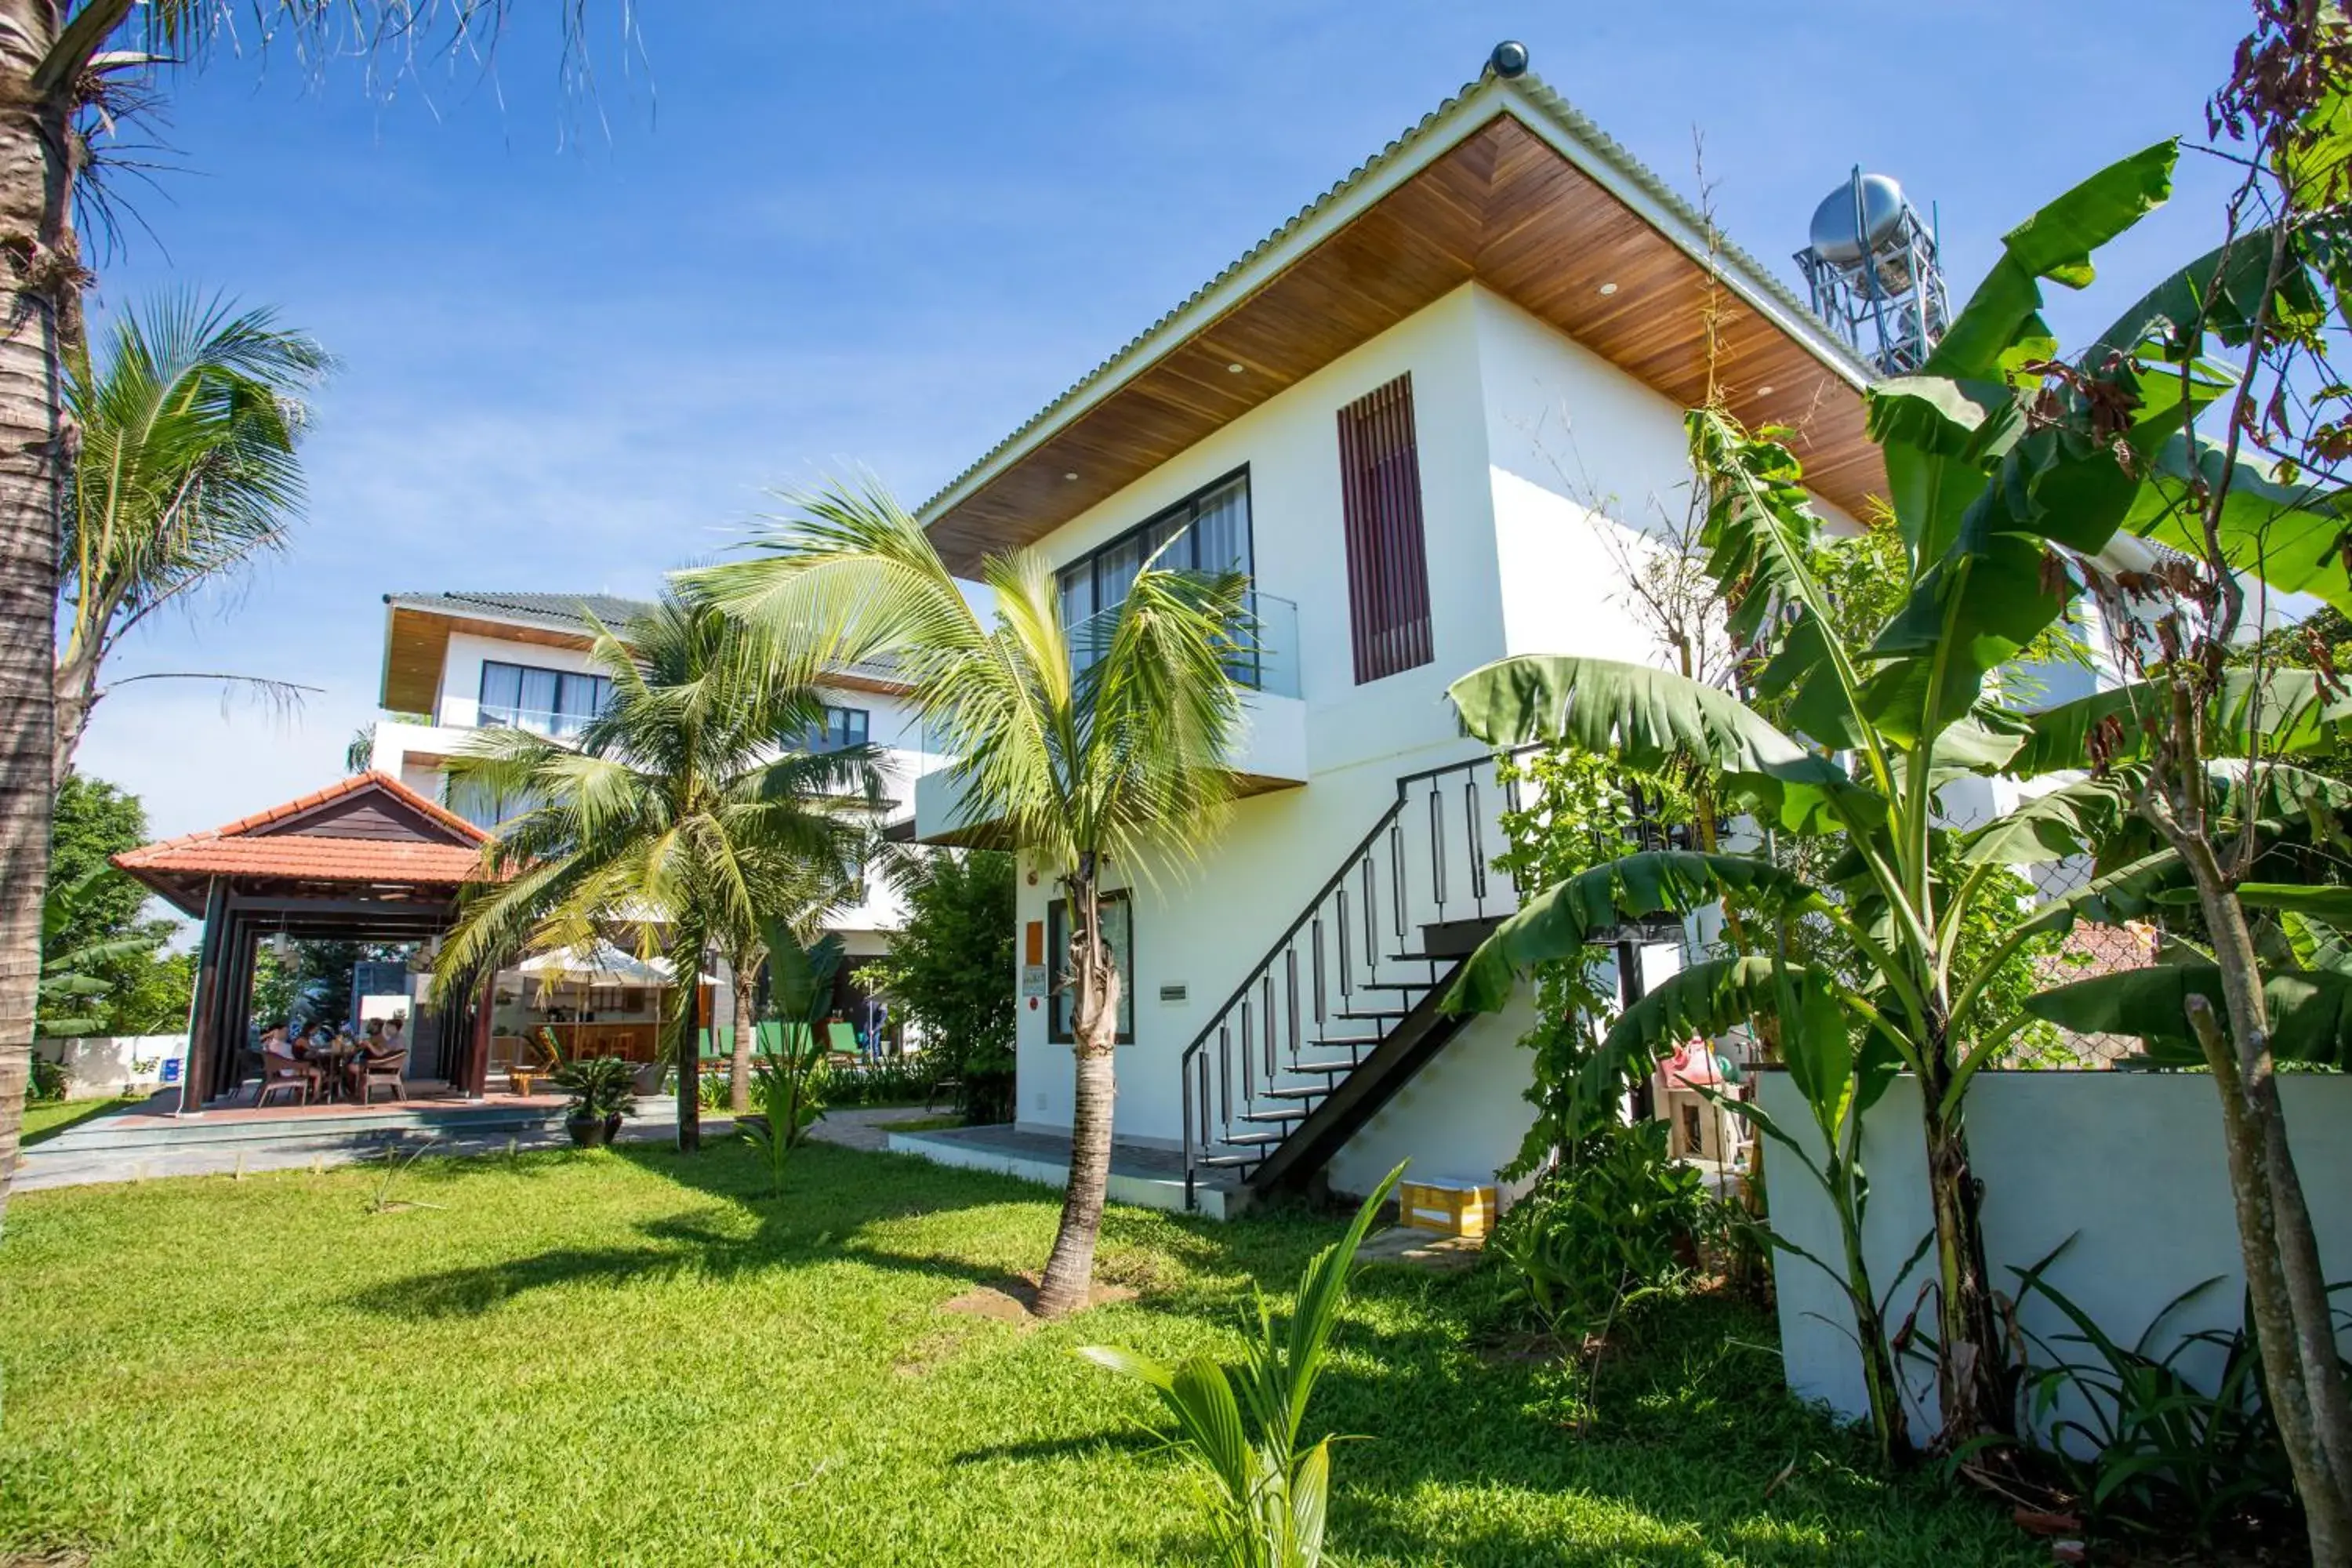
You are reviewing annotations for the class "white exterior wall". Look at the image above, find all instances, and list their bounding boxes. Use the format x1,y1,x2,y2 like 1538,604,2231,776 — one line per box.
1013,286,1505,1150
1759,1070,2352,1437
1010,284,1699,1190
1479,288,1711,667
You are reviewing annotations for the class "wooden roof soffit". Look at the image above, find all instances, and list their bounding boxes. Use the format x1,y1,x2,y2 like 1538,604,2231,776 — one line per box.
921,102,1884,572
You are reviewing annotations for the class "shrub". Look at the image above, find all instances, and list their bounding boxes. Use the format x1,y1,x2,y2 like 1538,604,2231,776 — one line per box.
1996,1262,2331,1548
857,851,1014,1123
822,1058,935,1107
1489,1120,1714,1343
28,1053,67,1104
552,1055,637,1122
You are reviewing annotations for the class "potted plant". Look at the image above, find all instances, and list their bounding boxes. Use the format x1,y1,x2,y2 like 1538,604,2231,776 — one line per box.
552,1054,637,1148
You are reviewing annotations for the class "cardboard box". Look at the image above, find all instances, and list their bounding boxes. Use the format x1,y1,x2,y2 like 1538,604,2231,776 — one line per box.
1398,1176,1495,1238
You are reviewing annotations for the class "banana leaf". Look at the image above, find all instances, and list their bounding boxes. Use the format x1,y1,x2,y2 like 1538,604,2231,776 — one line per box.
2025,961,2352,1066
2114,433,2352,619
2011,669,2352,777
1445,655,1877,833
1443,851,1825,1014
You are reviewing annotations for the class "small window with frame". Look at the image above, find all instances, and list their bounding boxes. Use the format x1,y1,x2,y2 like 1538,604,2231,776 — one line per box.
1047,890,1134,1044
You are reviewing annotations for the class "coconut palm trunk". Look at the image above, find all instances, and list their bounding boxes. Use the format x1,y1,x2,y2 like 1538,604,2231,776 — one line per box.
1037,866,1120,1316
669,921,705,1154
729,997,755,1119
0,9,74,1230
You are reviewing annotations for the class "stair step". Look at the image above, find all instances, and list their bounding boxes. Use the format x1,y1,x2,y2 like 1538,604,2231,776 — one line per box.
1212,1131,1289,1148
1239,1109,1306,1125
1280,1059,1362,1075
1258,1085,1326,1101
1331,1008,1409,1022
1197,1154,1261,1170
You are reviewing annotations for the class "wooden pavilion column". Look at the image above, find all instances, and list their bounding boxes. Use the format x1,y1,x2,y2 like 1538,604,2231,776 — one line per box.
219,920,261,1098
180,878,230,1113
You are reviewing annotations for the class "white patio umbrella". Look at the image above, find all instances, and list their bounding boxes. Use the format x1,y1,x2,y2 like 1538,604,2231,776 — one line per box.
518,942,672,988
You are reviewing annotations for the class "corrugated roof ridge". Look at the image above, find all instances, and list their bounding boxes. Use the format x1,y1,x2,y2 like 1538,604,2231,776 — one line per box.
912,61,1872,526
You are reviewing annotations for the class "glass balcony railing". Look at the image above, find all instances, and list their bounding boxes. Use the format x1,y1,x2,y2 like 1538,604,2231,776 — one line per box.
477,706,600,740
1066,587,1299,700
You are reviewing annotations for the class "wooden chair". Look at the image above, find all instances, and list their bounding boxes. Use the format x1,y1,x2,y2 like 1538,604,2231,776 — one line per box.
509,1029,562,1096
353,1048,408,1106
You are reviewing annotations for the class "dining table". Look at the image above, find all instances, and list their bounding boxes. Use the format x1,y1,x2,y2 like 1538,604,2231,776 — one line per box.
300,1041,361,1102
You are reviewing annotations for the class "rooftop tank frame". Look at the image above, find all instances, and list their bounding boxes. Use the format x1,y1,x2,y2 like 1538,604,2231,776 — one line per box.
1795,165,1950,378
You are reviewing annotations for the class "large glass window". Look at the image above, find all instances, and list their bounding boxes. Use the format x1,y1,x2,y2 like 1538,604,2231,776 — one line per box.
799,705,870,754
1054,471,1252,632
1047,891,1133,1044
478,661,612,739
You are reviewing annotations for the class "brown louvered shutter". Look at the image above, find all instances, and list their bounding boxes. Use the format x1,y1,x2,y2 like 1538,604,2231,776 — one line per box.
1336,373,1434,684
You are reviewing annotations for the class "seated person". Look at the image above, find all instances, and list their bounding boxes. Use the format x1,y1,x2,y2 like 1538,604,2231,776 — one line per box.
346,1023,403,1096
259,1022,320,1094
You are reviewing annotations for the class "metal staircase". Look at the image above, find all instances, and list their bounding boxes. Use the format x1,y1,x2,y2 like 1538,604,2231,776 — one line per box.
1179,753,1523,1210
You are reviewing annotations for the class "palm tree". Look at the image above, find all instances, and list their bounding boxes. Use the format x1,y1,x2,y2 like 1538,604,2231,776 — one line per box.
0,2,622,1232
431,591,882,1152
57,293,331,774
684,481,1252,1316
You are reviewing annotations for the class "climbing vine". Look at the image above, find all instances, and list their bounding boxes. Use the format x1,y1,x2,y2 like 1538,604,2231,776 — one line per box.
1490,746,1693,1179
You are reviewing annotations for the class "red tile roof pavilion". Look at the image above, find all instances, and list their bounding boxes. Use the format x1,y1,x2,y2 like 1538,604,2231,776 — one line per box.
114,771,490,916
111,772,501,1111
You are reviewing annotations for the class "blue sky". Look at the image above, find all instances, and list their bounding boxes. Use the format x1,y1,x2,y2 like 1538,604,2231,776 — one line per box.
78,0,2252,840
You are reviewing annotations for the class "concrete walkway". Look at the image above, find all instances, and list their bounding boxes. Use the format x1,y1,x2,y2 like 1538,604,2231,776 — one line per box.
802,1105,956,1153
13,1098,954,1192
884,1122,1243,1218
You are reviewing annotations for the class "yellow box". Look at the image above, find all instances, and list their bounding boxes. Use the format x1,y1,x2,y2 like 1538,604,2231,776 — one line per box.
1397,1177,1495,1238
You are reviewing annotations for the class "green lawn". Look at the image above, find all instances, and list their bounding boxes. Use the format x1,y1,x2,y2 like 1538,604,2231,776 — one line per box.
0,1139,2038,1567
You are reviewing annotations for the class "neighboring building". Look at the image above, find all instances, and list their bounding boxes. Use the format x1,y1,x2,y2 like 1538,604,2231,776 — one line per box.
369,589,935,1051
902,59,1885,1213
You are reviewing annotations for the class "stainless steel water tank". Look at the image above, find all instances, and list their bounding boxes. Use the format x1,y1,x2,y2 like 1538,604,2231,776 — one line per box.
1807,174,1908,267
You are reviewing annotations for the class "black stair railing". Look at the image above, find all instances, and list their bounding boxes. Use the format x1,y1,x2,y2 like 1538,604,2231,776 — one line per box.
1181,752,1529,1208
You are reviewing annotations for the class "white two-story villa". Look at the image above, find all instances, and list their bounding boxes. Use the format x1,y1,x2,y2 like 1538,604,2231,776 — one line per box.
366,589,933,1054
894,56,1886,1214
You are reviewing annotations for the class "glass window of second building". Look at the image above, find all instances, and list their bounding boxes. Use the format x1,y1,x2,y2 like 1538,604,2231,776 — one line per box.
802,705,869,753
1055,470,1251,633
477,661,612,737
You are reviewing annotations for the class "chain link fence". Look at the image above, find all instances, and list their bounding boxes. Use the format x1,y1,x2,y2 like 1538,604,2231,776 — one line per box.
2016,855,2160,1068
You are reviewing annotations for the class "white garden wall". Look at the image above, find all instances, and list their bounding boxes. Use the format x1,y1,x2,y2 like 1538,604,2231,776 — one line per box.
1759,1069,2352,1432
36,1034,187,1101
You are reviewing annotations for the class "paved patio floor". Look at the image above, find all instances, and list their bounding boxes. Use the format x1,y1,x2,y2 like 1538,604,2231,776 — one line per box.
15,1094,712,1190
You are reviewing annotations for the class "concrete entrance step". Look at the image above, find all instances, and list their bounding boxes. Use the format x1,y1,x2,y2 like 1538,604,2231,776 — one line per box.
887,1123,1244,1220
31,1097,575,1153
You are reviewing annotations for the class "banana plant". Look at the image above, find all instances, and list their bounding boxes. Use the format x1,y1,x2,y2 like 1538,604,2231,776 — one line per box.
1077,1165,1403,1568
37,867,166,1039
1443,136,2352,1454
739,922,843,1196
